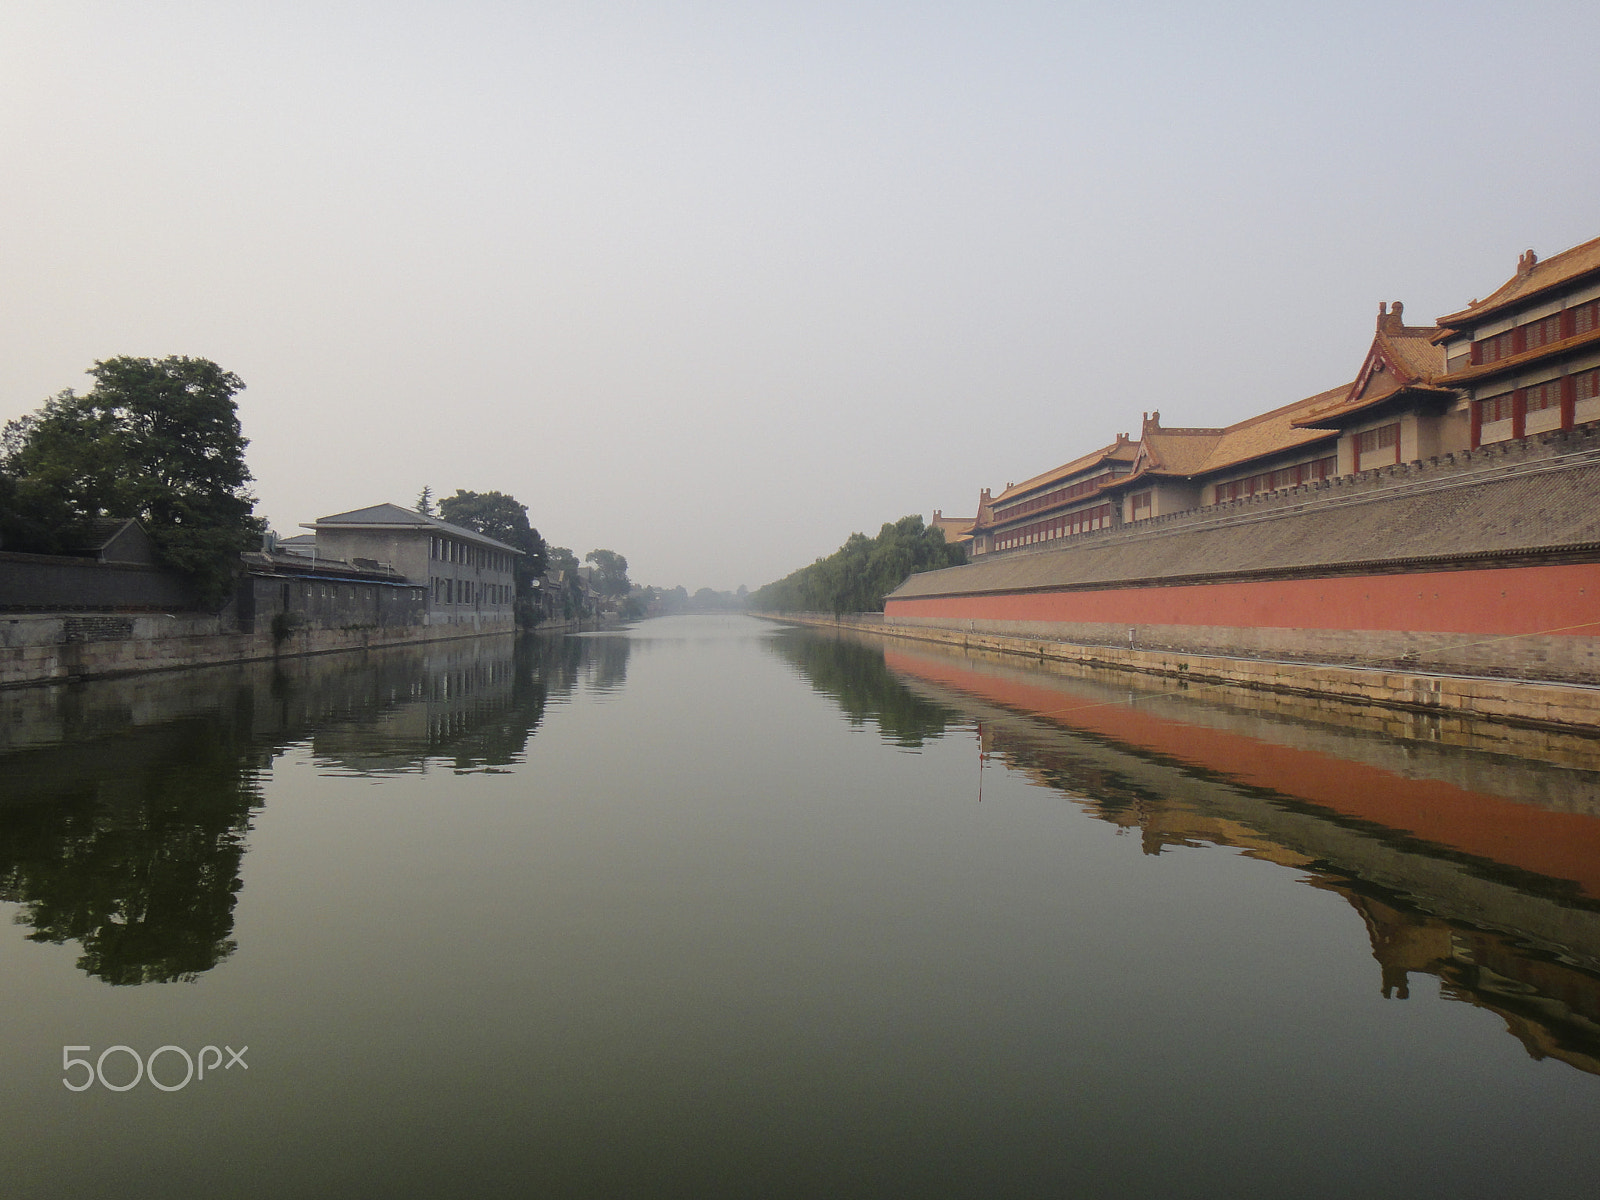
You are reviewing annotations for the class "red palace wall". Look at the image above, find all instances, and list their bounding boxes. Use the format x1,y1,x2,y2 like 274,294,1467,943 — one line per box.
886,561,1600,639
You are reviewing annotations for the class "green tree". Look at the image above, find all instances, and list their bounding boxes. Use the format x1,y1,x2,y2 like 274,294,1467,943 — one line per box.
1,356,260,607
585,549,630,598
438,489,549,627
415,486,435,516
751,515,964,616
545,547,584,620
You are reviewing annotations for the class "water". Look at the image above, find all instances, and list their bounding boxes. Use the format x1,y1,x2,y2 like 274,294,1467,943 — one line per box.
3,614,1599,1198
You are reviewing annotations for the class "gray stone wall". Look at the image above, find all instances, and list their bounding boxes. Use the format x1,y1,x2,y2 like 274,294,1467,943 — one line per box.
0,551,198,611
236,573,427,636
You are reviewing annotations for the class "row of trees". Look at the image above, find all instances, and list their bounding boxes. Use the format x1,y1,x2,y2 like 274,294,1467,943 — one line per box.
750,515,965,616
1,357,260,605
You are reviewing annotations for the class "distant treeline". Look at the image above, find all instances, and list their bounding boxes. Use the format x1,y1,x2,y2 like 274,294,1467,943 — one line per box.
751,515,964,616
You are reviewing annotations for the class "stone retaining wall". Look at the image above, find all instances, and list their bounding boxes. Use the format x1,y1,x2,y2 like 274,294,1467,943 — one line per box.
0,612,515,688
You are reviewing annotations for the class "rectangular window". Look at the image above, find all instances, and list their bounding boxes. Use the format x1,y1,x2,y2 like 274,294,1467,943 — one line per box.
1526,380,1560,412
1478,330,1515,363
1357,422,1401,466
1481,392,1516,423
1574,301,1599,336
1526,314,1563,350
1131,491,1152,518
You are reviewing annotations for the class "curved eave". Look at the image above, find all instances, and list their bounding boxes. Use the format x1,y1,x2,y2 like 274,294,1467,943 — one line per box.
978,481,1124,532
1438,264,1600,329
1437,326,1600,387
1292,385,1457,431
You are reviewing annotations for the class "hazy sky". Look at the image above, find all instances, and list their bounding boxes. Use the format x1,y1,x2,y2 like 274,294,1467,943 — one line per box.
3,1,1598,590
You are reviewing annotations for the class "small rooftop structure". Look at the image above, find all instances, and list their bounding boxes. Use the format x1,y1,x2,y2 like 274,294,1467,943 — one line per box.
64,518,159,567
930,511,975,545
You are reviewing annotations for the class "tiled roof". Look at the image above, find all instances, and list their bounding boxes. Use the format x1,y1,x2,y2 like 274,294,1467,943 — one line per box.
930,514,975,543
66,517,142,553
1138,426,1222,475
306,503,522,553
1296,319,1448,430
891,445,1600,600
1193,385,1346,474
1380,327,1445,381
989,438,1138,505
1438,236,1600,327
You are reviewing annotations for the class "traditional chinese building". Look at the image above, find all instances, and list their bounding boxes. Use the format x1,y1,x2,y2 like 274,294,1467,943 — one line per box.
891,234,1600,684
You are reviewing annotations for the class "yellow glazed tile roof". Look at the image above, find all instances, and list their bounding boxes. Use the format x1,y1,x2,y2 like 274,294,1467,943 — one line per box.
1438,235,1600,327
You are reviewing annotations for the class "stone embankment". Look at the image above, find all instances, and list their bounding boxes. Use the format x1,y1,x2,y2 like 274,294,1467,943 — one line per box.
761,612,1600,735
0,612,519,689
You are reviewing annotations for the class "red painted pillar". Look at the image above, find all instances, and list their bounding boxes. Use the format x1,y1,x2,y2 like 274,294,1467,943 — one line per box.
1512,389,1527,440
1562,376,1577,431
1469,400,1482,449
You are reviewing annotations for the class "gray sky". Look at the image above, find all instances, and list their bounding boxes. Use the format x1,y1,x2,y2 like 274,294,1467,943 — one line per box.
3,1,1597,591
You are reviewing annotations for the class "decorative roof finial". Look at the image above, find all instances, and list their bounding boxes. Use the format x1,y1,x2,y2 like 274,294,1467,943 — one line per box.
1518,248,1538,276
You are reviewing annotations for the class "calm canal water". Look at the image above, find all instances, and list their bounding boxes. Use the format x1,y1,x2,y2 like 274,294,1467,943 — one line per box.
3,614,1600,1198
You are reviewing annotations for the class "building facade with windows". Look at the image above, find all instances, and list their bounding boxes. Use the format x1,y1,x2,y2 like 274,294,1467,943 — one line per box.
964,236,1600,557
303,503,520,630
888,234,1600,684
1435,241,1600,448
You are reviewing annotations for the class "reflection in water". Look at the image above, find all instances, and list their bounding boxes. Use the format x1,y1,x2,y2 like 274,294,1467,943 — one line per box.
0,712,262,985
577,631,633,695
0,634,598,983
765,628,964,747
778,627,1600,1078
306,637,566,775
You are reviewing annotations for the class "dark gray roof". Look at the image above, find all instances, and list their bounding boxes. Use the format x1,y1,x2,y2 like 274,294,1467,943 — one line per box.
305,503,522,554
893,437,1600,599
66,517,142,552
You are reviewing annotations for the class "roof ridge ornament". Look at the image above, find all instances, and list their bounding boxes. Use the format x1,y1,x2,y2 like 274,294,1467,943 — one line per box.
1518,248,1538,276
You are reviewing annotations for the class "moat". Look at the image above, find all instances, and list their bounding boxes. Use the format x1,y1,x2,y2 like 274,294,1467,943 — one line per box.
3,615,1599,1198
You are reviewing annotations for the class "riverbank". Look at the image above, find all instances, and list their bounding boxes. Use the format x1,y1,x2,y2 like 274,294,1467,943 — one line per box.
758,612,1600,735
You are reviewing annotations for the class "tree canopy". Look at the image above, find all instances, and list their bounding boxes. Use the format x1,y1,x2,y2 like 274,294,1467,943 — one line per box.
439,490,547,575
438,489,549,626
750,515,965,616
584,549,630,598
1,356,259,606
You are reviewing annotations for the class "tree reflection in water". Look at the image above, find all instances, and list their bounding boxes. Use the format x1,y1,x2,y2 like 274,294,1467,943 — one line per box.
0,634,567,984
764,628,963,747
